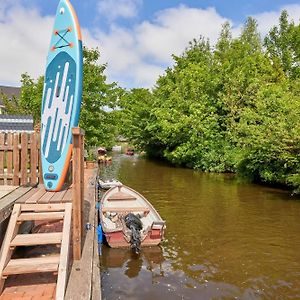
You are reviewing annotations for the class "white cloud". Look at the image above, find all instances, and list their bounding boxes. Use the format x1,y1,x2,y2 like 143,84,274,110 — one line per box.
0,5,53,86
252,4,300,37
1,3,300,89
97,0,142,21
136,5,229,64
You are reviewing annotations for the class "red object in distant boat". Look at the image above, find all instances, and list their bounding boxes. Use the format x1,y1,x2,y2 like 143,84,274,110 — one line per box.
100,185,166,249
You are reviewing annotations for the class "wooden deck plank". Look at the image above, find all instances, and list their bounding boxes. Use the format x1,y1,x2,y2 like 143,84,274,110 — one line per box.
48,189,68,203
0,186,18,199
61,188,72,203
65,168,99,300
24,187,48,204
15,186,43,204
0,186,33,222
38,191,56,204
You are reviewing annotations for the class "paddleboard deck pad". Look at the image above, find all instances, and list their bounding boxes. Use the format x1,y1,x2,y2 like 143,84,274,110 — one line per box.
41,0,82,191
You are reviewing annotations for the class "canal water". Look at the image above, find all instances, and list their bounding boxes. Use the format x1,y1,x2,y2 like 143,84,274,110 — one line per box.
99,154,300,300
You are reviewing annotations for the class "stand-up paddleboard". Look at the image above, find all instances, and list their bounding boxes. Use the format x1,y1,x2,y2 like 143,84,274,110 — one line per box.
41,0,83,191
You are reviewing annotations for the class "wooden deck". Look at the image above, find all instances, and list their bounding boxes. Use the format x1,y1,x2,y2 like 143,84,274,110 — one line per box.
0,168,101,300
0,129,101,299
0,185,72,225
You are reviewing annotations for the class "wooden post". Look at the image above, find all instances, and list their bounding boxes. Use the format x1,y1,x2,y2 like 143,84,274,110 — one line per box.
12,134,20,186
72,127,85,260
0,134,4,185
6,134,13,186
30,133,38,186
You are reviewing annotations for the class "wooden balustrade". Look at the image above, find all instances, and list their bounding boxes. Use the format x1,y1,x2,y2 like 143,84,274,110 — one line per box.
0,132,41,186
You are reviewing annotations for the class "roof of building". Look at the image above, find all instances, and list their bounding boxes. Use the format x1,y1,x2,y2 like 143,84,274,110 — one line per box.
0,86,21,107
0,114,34,133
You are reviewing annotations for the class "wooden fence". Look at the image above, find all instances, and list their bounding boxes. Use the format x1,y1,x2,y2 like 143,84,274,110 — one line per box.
0,132,42,186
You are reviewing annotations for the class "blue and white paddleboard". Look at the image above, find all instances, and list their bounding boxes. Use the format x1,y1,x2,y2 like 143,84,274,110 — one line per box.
41,0,83,191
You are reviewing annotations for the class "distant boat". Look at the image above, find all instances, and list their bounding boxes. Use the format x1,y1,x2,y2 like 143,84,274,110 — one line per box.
100,185,165,253
98,178,122,190
98,154,112,164
125,148,134,156
98,147,107,155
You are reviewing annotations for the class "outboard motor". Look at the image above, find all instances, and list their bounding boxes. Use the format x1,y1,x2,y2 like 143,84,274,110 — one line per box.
124,213,143,254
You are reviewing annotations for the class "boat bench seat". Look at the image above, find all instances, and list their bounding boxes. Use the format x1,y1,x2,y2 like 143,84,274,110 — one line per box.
101,207,150,214
107,192,136,201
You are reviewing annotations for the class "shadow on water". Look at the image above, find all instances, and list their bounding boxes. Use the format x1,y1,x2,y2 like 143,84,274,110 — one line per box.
99,153,300,300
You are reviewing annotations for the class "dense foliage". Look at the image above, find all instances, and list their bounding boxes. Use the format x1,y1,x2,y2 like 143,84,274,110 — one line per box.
4,11,300,192
3,47,119,149
79,47,120,149
118,12,300,193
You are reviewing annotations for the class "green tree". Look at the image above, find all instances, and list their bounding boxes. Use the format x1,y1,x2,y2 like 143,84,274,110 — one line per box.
265,10,300,78
79,47,120,148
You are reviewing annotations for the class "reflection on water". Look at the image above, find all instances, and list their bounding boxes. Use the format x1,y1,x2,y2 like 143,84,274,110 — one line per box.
100,154,300,300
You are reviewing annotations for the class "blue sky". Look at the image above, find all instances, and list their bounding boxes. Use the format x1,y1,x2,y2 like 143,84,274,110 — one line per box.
0,0,300,88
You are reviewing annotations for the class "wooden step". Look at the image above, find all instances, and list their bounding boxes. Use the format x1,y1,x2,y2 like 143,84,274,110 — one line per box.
3,255,60,276
18,211,64,222
10,232,62,247
21,203,66,212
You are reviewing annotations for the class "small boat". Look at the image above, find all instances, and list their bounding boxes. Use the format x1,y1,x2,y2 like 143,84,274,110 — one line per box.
98,154,112,164
98,147,107,155
98,178,122,190
100,185,165,253
125,148,134,156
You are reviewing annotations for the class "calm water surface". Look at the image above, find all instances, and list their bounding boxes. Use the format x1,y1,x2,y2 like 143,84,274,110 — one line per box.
99,154,300,300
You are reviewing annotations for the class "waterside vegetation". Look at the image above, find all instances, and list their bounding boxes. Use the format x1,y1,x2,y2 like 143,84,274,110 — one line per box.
3,11,300,193
118,12,300,193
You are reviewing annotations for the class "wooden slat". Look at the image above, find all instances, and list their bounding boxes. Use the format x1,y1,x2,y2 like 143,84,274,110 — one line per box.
0,204,21,292
18,211,65,221
15,186,43,204
0,186,33,222
3,255,60,276
12,134,19,186
6,134,13,186
107,192,136,201
20,133,27,186
24,187,47,204
11,232,62,247
49,189,68,203
0,134,4,185
30,133,38,185
101,207,150,213
38,136,43,184
62,188,72,203
20,203,66,212
56,203,72,300
38,191,55,204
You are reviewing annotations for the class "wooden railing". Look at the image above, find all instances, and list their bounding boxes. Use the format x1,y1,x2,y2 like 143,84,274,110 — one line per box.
72,127,85,260
0,132,42,186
